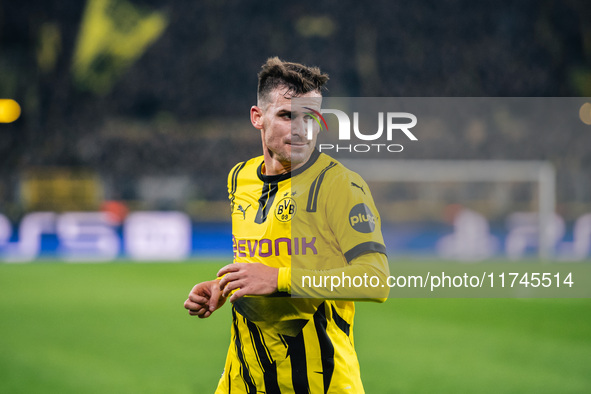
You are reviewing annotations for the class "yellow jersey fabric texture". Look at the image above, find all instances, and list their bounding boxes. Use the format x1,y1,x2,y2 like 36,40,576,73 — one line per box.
215,149,387,394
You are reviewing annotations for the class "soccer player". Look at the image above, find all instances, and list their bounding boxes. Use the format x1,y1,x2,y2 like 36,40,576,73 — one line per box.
184,57,389,393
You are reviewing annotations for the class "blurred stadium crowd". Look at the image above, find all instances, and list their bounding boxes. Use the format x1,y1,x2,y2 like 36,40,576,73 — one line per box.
1,0,591,222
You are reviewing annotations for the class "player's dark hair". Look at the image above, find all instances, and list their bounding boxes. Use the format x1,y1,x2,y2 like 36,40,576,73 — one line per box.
257,57,329,105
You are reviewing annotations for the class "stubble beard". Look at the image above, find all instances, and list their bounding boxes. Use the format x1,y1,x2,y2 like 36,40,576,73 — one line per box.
268,142,312,172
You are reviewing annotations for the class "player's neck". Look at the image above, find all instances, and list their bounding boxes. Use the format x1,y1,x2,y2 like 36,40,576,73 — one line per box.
262,158,291,176
262,156,307,176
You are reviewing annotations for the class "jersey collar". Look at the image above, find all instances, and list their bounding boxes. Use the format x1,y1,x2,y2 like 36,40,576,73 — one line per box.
257,149,322,183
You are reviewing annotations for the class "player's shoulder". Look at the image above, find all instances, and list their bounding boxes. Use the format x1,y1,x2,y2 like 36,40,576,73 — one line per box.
312,152,367,187
305,152,377,215
227,155,264,179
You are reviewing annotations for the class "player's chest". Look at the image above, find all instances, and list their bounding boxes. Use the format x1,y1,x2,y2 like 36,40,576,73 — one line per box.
231,182,304,236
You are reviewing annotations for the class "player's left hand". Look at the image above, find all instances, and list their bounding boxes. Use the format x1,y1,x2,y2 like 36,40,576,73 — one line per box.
184,279,226,318
218,263,279,303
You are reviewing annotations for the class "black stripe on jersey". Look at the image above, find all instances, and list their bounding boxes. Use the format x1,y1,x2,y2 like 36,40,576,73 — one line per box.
279,334,288,349
229,162,246,213
232,308,257,394
313,302,335,393
344,241,387,263
284,331,310,394
227,364,232,393
306,162,337,212
330,305,351,337
245,320,281,394
255,182,279,224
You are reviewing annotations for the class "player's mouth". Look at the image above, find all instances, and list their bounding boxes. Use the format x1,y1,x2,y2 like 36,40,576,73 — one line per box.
287,138,308,147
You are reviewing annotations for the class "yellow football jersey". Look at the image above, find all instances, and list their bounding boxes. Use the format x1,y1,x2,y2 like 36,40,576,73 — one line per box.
215,149,388,393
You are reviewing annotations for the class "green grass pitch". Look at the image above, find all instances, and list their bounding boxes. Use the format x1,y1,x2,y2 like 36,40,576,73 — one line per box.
0,261,590,393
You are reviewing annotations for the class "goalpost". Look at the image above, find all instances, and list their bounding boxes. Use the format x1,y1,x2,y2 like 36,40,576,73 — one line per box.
339,159,556,260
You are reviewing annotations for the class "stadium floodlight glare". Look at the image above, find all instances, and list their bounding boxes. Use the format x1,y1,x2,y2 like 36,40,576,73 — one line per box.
340,159,556,260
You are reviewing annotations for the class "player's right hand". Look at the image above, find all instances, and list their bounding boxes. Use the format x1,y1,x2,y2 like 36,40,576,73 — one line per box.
184,279,226,318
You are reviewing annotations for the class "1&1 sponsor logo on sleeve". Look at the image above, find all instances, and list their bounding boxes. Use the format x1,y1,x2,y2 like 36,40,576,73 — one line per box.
349,203,377,233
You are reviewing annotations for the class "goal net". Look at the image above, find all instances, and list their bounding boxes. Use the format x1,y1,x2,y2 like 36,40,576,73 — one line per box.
340,159,556,260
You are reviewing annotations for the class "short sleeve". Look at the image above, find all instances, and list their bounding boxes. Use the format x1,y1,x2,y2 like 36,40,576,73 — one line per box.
323,169,387,263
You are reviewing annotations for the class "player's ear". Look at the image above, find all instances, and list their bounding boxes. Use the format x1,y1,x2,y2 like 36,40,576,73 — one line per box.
251,106,264,130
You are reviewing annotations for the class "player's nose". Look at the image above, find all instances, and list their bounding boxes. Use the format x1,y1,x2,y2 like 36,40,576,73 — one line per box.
291,117,307,139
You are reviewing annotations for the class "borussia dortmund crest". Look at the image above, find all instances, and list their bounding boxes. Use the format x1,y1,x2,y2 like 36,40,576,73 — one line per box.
275,197,297,222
